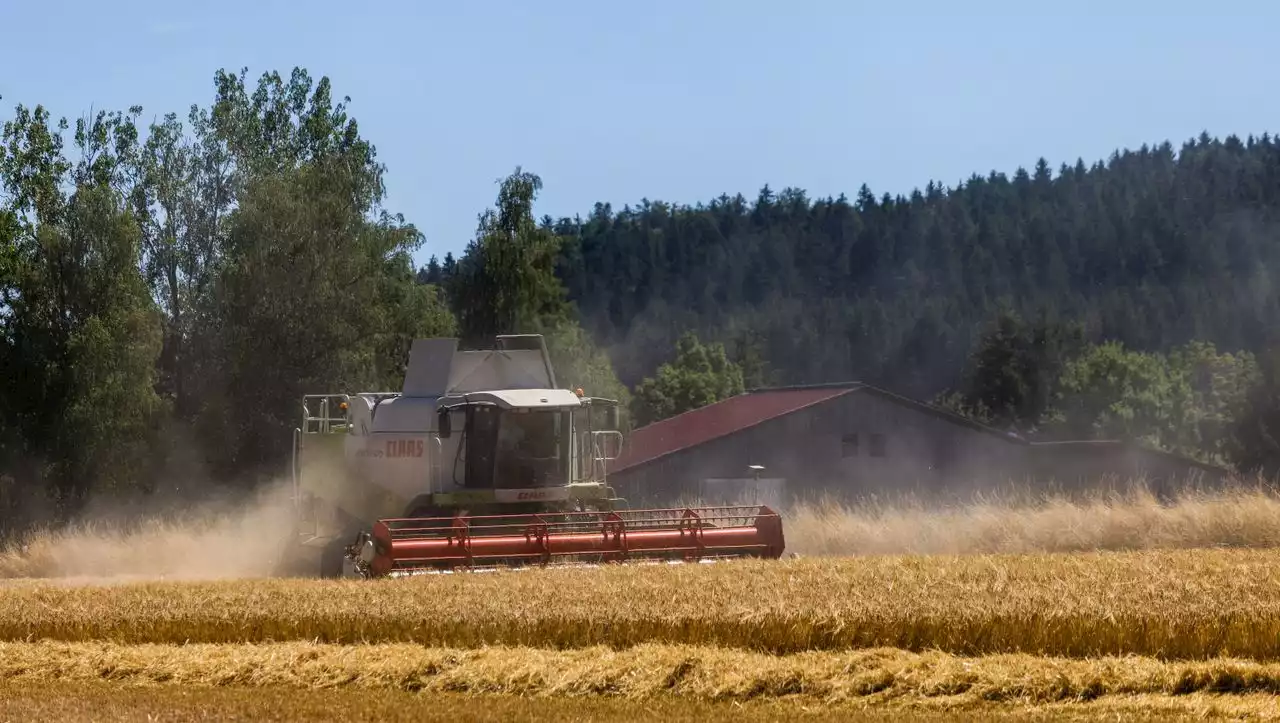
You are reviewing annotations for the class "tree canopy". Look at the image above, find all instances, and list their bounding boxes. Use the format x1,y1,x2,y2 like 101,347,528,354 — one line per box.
629,332,745,428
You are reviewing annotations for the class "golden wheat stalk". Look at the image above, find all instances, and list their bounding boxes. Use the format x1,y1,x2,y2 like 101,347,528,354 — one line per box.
3,550,1280,659
784,479,1280,556
8,640,1280,705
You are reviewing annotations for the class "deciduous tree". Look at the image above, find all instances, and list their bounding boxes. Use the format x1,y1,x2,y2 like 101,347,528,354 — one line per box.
631,332,745,427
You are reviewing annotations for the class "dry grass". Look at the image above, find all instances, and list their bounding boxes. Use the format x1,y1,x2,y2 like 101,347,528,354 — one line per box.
8,642,1280,714
3,549,1280,659
785,480,1280,556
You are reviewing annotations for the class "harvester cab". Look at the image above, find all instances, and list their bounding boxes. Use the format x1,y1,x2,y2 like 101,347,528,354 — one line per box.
284,333,785,579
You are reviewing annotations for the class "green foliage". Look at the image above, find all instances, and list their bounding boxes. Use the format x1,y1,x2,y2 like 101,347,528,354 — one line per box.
207,167,409,469
631,332,745,427
0,103,166,514
0,66,464,517
957,307,1084,431
1230,345,1280,476
371,274,458,392
1050,341,1183,447
62,293,167,496
130,105,227,416
448,168,571,345
195,67,440,474
724,325,778,390
1032,339,1259,464
940,304,1262,465
1165,341,1260,462
0,208,18,303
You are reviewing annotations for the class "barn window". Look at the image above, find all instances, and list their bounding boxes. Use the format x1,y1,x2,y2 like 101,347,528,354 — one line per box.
841,433,859,457
870,433,886,457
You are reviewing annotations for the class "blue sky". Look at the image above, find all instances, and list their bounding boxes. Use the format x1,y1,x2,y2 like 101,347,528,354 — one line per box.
1,1,1275,267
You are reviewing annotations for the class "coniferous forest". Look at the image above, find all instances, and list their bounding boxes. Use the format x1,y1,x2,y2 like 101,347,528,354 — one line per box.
6,66,1280,533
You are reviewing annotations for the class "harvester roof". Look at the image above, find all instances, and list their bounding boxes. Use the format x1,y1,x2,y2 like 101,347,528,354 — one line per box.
444,388,583,410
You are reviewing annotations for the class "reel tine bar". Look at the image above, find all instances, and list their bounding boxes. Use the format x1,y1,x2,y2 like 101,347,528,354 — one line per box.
368,505,785,576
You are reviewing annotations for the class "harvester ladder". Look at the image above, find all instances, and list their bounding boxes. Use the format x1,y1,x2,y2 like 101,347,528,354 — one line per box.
590,430,623,482
428,434,444,492
293,394,351,540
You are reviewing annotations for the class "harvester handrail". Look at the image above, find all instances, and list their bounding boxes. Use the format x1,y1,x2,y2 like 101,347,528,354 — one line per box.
291,426,301,510
592,430,623,461
300,393,351,434
378,504,777,525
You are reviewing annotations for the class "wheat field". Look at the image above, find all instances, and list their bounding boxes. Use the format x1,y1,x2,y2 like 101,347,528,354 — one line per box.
10,479,1280,718
11,640,1280,702
5,549,1280,658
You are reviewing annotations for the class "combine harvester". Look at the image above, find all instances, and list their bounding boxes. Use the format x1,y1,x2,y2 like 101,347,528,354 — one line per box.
284,334,785,578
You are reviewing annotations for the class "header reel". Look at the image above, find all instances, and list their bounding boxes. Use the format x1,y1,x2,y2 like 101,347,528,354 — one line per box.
345,504,785,578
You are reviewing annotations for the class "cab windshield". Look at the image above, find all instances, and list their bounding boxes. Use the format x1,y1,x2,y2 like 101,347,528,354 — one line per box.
494,408,570,487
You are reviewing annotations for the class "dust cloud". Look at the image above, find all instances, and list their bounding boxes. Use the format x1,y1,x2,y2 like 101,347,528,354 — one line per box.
8,468,1278,583
0,478,307,583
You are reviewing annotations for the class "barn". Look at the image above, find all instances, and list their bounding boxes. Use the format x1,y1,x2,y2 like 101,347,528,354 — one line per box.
603,382,1228,508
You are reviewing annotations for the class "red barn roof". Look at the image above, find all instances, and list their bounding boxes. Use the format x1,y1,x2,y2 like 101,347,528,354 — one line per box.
609,386,856,474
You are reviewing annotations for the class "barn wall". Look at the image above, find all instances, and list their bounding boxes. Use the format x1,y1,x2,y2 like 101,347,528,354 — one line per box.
802,390,1032,499
1026,442,1228,497
607,388,1234,508
608,390,1037,507
607,404,832,508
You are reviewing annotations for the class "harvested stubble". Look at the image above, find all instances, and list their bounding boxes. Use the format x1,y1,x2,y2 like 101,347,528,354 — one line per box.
8,641,1280,707
5,550,1280,659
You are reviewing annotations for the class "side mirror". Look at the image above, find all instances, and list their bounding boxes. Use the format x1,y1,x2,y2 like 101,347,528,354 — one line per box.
437,407,452,438
606,405,620,431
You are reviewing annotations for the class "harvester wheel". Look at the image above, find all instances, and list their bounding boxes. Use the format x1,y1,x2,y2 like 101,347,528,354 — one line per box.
319,533,354,578
319,539,342,578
